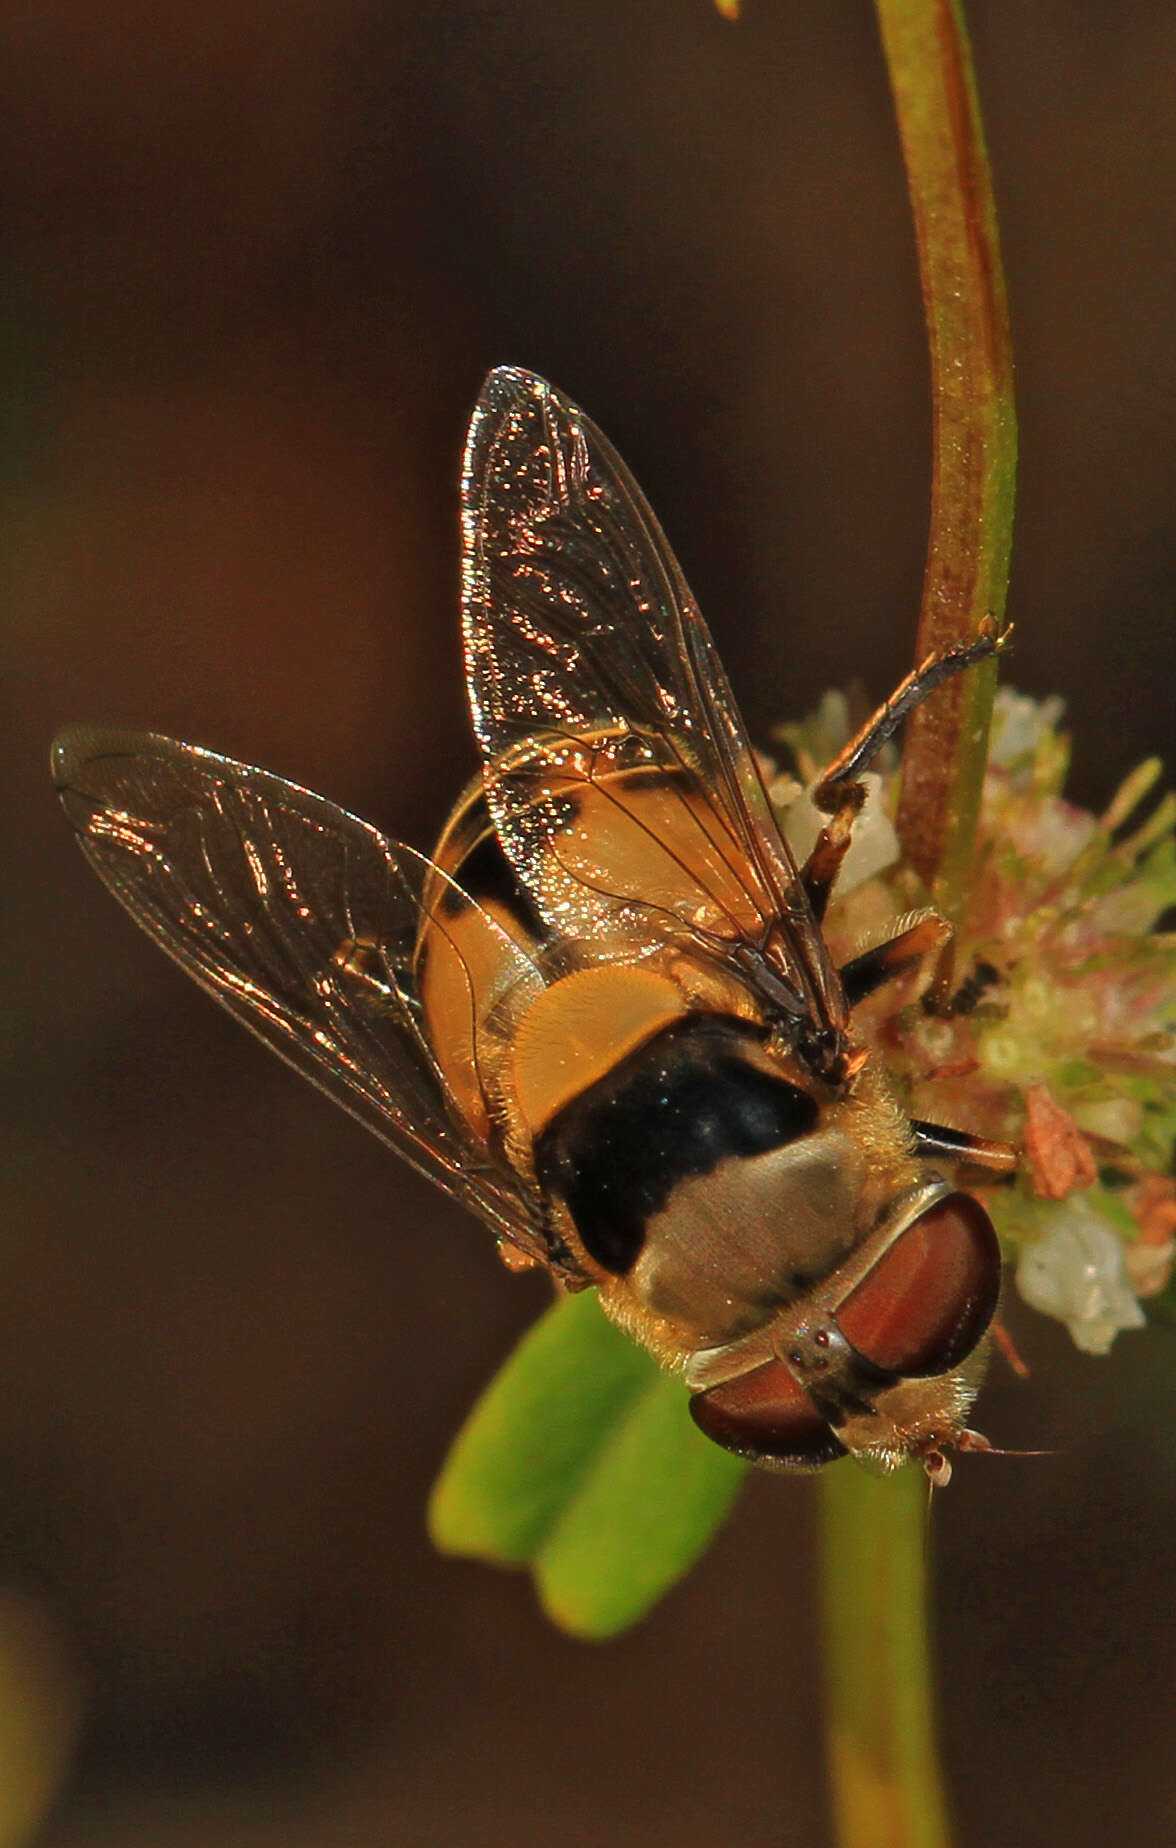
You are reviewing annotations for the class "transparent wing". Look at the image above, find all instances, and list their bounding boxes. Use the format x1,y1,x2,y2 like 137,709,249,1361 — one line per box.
460,367,842,1032
52,725,563,1271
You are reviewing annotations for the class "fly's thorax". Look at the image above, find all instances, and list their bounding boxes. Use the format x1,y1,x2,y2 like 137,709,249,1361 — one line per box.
830,1057,925,1226
527,1005,894,1358
612,1117,870,1356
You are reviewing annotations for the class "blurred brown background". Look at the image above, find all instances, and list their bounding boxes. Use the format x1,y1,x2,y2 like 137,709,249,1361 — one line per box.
4,3,1176,1844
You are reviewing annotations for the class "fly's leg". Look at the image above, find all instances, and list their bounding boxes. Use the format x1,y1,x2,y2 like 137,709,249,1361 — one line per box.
941,958,1001,1016
810,619,1012,812
839,918,1004,1020
838,911,951,1008
989,1319,1031,1378
801,629,1019,1185
836,916,1018,1176
838,916,1018,1175
799,782,866,924
910,1119,1018,1176
800,620,1010,934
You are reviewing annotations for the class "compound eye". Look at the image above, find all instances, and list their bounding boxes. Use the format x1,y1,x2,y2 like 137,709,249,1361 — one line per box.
690,1360,847,1468
837,1191,1001,1378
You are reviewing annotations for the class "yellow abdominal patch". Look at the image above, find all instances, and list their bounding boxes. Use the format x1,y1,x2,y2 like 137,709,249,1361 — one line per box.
511,964,688,1136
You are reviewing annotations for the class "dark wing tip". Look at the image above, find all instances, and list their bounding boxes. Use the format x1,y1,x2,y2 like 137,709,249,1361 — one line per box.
51,725,133,835
51,723,96,790
464,368,578,517
479,364,550,402
471,368,578,448
51,723,169,790
51,724,138,836
51,726,225,843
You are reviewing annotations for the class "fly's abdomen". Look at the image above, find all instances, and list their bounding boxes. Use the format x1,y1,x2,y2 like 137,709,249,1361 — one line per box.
415,765,763,1150
416,779,550,1140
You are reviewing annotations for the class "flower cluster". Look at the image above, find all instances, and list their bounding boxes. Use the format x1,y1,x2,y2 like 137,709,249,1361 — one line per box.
769,689,1176,1355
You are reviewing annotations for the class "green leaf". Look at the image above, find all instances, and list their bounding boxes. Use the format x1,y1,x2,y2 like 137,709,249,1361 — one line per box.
535,1366,746,1640
428,1287,650,1565
428,1289,746,1637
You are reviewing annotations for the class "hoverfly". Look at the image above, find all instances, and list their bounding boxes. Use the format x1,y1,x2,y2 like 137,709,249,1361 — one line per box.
54,367,1017,1482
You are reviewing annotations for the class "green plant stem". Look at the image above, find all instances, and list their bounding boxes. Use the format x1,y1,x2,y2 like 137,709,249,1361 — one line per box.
819,1466,949,1848
819,7,1018,1848
882,0,1017,918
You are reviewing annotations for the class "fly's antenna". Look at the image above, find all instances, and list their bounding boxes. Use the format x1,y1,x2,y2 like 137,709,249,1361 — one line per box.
922,1447,953,1490
920,1426,1054,1506
953,1429,1057,1461
921,1454,946,1568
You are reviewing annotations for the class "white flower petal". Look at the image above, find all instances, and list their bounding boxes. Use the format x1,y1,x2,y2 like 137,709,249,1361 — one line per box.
989,688,1066,767
1016,1201,1146,1354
